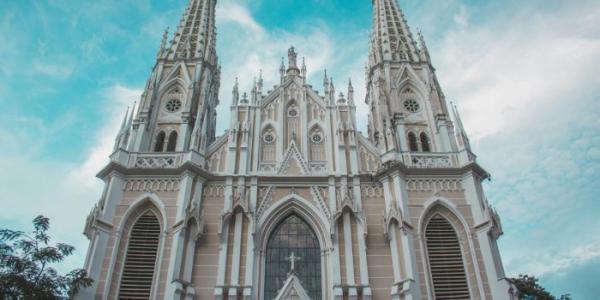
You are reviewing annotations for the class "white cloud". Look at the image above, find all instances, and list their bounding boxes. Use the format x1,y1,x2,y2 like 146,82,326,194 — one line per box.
429,0,600,279
0,84,141,271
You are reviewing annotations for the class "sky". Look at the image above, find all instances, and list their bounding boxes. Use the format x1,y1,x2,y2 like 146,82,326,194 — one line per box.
0,0,599,298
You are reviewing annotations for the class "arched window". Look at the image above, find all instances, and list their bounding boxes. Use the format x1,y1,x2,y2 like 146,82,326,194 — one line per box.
154,131,166,152
408,132,419,152
425,215,469,300
118,211,161,299
265,215,321,300
420,132,431,152
166,131,178,152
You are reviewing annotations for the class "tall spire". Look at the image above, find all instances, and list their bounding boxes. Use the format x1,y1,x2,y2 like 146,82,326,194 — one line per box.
167,0,217,63
370,0,420,67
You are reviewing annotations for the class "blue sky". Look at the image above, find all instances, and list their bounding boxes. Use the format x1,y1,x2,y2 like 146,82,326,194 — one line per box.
0,0,599,298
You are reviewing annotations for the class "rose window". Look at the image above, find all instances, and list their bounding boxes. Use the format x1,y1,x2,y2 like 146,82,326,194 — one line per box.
165,99,182,113
403,99,420,113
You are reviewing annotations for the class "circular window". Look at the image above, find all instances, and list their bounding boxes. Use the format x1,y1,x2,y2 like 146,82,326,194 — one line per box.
288,109,298,117
165,99,182,113
311,133,323,144
263,133,276,144
403,99,420,113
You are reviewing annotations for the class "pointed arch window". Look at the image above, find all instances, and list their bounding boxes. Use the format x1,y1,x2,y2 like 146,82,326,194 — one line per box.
166,131,178,152
264,215,321,300
408,132,419,152
154,131,166,152
118,211,161,299
420,132,431,152
425,215,470,300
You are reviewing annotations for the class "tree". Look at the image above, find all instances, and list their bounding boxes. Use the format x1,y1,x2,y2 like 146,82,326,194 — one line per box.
0,215,92,299
511,274,570,300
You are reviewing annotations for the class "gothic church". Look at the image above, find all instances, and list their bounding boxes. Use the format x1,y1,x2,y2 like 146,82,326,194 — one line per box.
78,0,516,299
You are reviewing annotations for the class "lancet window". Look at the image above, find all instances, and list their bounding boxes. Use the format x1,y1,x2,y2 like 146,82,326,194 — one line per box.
154,131,166,152
264,215,321,300
118,212,161,299
425,215,470,300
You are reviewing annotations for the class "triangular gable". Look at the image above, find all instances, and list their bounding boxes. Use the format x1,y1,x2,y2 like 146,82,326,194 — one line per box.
274,273,312,300
278,140,310,175
159,61,192,88
395,64,427,96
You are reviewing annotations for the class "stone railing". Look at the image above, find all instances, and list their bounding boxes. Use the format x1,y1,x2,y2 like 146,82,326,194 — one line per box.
131,153,182,169
402,152,459,168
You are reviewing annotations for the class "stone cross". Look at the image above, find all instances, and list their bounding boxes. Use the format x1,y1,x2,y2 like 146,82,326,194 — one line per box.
285,252,301,272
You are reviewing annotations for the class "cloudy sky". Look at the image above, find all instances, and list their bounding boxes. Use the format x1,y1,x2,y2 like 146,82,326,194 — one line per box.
0,0,599,298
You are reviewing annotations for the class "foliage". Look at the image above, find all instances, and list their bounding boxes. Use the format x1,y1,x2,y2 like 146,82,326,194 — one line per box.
0,215,92,299
511,274,571,300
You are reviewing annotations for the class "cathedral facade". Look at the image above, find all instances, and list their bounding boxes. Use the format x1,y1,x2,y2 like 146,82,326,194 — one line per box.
78,0,516,299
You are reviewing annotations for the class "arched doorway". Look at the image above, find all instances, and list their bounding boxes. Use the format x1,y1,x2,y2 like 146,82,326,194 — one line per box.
264,214,322,299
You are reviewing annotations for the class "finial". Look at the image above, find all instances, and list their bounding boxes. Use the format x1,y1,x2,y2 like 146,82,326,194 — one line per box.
301,57,307,75
348,78,353,91
127,102,136,127
119,106,130,132
280,57,285,73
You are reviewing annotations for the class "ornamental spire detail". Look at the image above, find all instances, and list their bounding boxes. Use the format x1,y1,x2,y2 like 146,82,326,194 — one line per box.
369,0,421,68
167,0,217,64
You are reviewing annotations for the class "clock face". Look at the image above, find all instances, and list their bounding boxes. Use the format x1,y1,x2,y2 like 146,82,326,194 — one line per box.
403,99,420,113
165,99,182,113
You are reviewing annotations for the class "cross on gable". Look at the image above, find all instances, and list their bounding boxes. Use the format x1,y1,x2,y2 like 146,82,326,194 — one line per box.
285,251,301,273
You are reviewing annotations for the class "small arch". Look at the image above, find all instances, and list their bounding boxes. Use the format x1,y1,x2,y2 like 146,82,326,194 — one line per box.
166,131,178,152
408,131,418,152
420,132,431,152
154,131,166,152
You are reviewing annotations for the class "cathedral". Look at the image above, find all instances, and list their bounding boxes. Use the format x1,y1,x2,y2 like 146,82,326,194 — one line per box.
78,0,516,299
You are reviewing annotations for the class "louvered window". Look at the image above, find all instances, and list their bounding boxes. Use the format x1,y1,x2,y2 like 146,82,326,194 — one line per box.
118,212,161,299
425,215,470,300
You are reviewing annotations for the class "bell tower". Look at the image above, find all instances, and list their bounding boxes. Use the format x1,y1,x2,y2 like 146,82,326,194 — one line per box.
128,0,220,156
367,0,462,159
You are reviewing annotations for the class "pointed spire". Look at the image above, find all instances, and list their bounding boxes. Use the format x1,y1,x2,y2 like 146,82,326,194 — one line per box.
370,0,420,67
168,0,217,62
451,102,471,150
323,69,329,94
257,69,264,93
280,57,286,83
127,102,136,128
119,106,130,133
347,78,354,105
301,57,307,80
232,77,239,105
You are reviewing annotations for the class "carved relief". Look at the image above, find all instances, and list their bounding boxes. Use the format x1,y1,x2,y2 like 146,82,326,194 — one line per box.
124,178,180,192
405,178,463,192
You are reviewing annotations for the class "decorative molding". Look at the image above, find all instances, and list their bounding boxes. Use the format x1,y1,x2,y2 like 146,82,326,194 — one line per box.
405,153,456,168
134,154,179,168
256,186,275,221
123,178,180,192
310,186,331,220
406,178,463,192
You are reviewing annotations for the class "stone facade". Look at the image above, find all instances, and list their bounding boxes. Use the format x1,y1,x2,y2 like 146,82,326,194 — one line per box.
78,0,517,299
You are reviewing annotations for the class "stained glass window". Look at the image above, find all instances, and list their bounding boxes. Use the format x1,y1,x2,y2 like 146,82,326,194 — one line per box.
264,215,321,300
